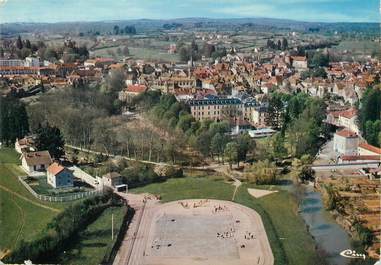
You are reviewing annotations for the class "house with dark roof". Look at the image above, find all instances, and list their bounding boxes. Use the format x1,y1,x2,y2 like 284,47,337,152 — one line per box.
21,151,52,174
47,162,73,188
188,97,244,121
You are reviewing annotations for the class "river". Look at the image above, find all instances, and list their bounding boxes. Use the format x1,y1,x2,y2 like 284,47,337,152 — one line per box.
282,182,352,265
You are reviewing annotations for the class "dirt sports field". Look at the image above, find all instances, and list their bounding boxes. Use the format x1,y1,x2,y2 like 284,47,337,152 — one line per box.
129,199,274,265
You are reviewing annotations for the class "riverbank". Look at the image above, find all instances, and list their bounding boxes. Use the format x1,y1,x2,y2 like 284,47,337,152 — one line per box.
315,176,380,261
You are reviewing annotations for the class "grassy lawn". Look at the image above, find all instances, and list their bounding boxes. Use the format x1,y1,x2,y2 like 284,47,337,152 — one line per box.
0,148,67,253
26,176,93,196
235,184,320,265
334,40,380,56
92,45,179,62
132,176,234,202
129,47,179,62
53,206,127,265
0,147,21,164
131,176,320,265
0,189,57,250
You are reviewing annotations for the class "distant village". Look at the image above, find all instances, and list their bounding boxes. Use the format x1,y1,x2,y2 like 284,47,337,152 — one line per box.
1,36,380,155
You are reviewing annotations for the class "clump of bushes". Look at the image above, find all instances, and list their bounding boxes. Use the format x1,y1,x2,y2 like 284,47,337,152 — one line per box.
153,165,183,178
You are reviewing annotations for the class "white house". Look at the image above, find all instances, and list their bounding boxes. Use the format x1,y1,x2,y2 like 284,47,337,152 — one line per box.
251,106,269,128
47,162,73,188
326,108,359,134
291,56,308,71
333,128,359,155
24,57,40,67
21,151,52,174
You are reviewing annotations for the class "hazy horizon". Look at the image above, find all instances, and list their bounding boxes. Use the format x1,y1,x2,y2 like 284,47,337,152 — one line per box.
0,0,380,24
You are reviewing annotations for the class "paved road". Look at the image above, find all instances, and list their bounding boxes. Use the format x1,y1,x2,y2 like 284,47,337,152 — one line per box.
113,193,158,265
66,144,170,167
312,162,380,171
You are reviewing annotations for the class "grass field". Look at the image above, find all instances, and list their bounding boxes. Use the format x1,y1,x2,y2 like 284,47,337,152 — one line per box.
0,148,64,253
131,176,320,265
53,206,127,265
92,46,180,62
334,40,380,56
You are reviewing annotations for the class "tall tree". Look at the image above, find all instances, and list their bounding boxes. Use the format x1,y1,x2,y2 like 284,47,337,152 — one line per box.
211,133,227,162
24,39,32,49
266,93,285,129
0,97,29,145
235,133,255,165
271,133,287,158
359,86,381,146
281,38,288,50
224,142,238,169
35,123,65,159
113,25,120,35
104,69,126,97
16,35,23,49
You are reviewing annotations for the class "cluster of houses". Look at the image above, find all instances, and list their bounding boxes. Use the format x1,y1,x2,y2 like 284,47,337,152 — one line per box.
115,51,379,132
326,107,381,163
15,136,73,188
15,136,125,190
1,37,380,140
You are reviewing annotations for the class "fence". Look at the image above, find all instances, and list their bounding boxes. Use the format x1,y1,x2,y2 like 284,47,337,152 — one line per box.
69,166,100,188
18,176,102,202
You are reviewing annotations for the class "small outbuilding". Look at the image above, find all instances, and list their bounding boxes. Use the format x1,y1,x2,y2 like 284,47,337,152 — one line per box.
102,172,123,188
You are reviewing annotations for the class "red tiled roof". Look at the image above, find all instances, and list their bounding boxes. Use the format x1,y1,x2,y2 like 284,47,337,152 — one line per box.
291,56,307,62
341,155,380,161
47,162,65,176
340,108,357,119
336,128,357,138
96,58,114,63
127,84,147,93
0,66,39,70
358,142,381,155
328,108,357,119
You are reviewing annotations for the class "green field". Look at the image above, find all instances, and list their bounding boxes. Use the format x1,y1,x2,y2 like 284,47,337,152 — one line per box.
92,46,179,62
53,206,127,265
334,40,380,56
131,176,320,265
0,148,64,253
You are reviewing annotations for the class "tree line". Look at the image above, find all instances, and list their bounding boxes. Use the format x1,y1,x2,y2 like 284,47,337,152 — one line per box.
133,91,256,167
0,97,29,145
113,25,137,35
358,85,381,147
1,36,89,63
177,40,227,62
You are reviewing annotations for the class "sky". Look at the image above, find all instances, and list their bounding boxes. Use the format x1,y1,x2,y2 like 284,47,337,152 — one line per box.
0,0,380,23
